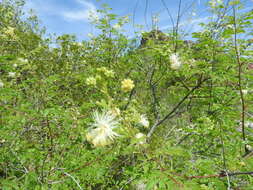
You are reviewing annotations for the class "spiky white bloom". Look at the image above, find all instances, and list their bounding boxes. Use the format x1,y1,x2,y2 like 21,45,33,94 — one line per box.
170,53,181,70
139,115,149,128
8,72,16,78
86,110,119,147
0,81,4,88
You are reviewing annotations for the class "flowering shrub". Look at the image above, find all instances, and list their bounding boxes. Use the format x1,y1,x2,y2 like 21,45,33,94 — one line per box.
0,0,253,189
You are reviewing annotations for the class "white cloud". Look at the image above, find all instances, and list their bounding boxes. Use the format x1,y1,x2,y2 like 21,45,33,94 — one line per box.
25,0,98,22
160,16,209,32
24,0,54,15
61,0,98,22
62,10,91,21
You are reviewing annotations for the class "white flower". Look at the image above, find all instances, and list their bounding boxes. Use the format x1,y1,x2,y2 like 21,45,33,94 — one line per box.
135,133,144,139
135,133,146,144
170,53,181,70
13,64,18,68
139,115,149,128
8,72,16,78
227,24,233,29
246,145,253,151
246,121,253,129
242,90,248,95
86,110,119,147
0,81,4,88
113,23,121,30
17,58,28,63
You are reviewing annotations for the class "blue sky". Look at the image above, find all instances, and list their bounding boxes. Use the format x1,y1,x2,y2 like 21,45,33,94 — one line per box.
22,0,253,41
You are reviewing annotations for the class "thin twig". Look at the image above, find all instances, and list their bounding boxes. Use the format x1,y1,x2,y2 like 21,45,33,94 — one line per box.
174,0,182,52
64,172,83,190
123,88,136,110
232,5,247,154
219,122,231,190
187,171,253,179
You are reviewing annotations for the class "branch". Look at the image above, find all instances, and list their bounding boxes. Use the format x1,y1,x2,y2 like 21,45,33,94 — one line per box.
232,6,248,154
147,75,207,138
123,88,136,110
149,66,160,120
187,171,253,180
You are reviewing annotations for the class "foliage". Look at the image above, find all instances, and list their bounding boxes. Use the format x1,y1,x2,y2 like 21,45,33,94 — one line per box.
0,0,253,189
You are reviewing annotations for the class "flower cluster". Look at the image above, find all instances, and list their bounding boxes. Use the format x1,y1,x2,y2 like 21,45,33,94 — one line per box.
139,114,149,128
3,26,15,37
86,110,119,147
97,67,115,77
86,77,97,86
121,79,135,92
170,53,182,70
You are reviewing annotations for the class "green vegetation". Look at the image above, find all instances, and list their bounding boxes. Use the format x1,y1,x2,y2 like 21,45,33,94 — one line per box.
0,0,253,189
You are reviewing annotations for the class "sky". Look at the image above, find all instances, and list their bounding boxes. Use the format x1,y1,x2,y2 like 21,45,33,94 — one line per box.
21,0,253,41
